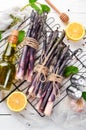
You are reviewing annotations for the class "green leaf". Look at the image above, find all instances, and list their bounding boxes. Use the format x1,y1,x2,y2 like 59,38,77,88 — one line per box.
30,3,41,12
0,31,2,40
29,0,37,3
63,66,79,77
82,92,86,101
40,4,50,13
18,30,25,44
21,0,50,14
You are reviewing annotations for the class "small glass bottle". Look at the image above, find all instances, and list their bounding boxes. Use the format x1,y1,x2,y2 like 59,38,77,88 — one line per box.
0,30,18,90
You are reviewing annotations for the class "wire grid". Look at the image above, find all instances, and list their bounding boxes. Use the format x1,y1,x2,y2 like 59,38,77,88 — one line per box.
0,16,86,117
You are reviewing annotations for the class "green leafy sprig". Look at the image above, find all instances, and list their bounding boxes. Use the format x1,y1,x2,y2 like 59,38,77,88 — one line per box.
21,0,50,14
18,30,25,44
63,66,79,77
82,92,86,101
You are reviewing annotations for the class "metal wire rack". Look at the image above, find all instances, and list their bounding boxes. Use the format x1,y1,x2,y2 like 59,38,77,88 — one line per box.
0,16,86,117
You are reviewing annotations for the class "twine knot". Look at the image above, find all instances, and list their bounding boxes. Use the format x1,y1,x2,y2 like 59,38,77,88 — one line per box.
34,64,48,82
17,37,39,50
47,73,63,83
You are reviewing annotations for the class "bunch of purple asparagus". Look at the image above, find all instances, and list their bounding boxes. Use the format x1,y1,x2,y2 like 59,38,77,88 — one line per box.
26,30,69,115
36,43,71,116
35,42,77,116
16,10,47,82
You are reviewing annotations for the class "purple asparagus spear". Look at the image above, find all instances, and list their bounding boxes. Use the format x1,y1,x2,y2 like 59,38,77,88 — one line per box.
44,83,59,116
36,91,46,113
26,48,35,82
36,82,51,112
16,45,30,80
28,74,39,95
40,83,53,111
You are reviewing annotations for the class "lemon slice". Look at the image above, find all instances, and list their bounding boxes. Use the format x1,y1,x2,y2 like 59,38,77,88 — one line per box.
7,91,27,112
65,22,85,41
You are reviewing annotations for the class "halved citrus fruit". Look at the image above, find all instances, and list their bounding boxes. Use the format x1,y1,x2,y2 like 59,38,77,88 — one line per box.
7,91,27,112
65,22,85,41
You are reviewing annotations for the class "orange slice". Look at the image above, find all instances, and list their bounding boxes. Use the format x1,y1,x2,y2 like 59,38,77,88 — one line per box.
65,22,85,41
7,91,27,112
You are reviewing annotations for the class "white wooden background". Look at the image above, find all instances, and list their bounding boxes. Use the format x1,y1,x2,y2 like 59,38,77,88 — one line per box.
0,0,86,130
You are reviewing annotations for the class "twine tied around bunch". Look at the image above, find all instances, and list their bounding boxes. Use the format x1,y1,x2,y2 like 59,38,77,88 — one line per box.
47,73,63,96
34,64,48,82
17,37,39,50
47,73,63,83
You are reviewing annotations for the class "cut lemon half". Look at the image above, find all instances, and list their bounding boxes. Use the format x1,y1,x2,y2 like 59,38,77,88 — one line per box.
65,22,85,41
7,91,27,112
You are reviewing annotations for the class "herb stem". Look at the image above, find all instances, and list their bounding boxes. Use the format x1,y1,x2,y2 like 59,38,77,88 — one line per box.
20,4,30,11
